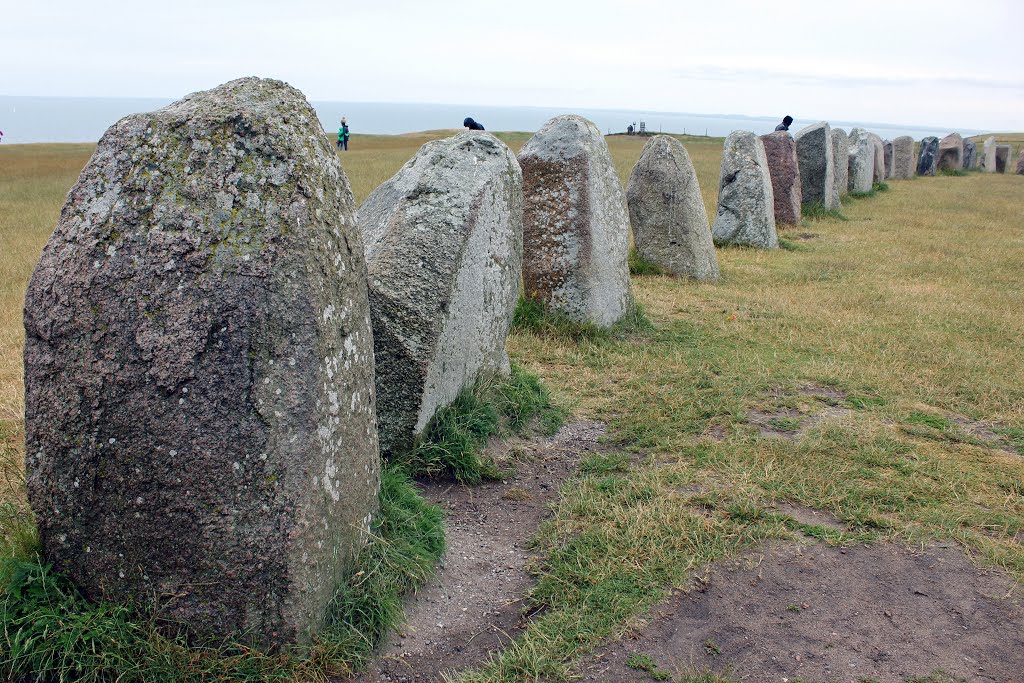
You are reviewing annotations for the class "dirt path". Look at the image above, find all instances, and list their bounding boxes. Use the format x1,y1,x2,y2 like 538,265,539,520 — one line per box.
576,540,1024,683
349,420,606,683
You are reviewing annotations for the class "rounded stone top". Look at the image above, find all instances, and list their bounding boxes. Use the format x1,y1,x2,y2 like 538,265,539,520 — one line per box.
518,114,604,161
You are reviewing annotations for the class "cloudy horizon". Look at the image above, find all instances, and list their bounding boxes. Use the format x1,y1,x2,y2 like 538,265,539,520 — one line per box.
3,0,1022,134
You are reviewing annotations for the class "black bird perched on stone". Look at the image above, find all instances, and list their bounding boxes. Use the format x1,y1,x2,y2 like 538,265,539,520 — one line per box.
463,117,485,131
775,115,794,132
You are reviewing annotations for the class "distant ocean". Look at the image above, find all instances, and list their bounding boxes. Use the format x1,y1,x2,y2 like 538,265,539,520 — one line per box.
0,96,984,145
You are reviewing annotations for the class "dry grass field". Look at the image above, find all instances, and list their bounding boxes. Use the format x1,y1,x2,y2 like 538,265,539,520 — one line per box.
1,128,1023,682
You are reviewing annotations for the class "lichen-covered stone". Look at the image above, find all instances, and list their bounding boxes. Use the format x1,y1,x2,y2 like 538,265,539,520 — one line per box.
519,115,632,327
868,133,886,183
917,136,939,176
1016,148,1024,175
794,121,838,209
360,132,523,456
995,145,1010,173
937,133,963,171
831,128,849,198
760,131,802,225
712,131,777,249
963,139,978,169
848,128,875,192
627,135,719,279
981,136,997,172
23,78,379,647
892,136,915,179
883,141,894,179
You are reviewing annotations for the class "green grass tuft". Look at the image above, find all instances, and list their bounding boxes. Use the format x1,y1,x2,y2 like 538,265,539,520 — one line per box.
397,363,565,484
801,202,848,222
513,296,653,341
939,168,968,177
629,248,668,276
778,238,807,252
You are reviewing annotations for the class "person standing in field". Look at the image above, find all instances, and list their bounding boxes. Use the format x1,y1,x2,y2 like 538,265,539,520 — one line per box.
775,116,793,132
463,117,485,131
337,117,350,151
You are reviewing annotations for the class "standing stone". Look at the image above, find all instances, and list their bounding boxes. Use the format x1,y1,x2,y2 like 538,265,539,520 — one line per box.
23,78,379,647
868,133,886,183
519,115,633,327
831,128,849,198
626,135,719,279
359,132,523,457
937,133,964,171
712,131,777,249
1016,148,1024,175
995,145,1011,173
794,121,838,209
847,128,875,192
892,135,915,179
963,139,978,169
917,136,939,176
883,141,894,179
981,136,997,172
759,131,802,225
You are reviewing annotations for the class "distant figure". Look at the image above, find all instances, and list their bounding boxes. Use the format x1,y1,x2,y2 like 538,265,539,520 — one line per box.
627,124,635,135
775,115,794,132
463,117,485,131
337,117,350,151
0,130,4,143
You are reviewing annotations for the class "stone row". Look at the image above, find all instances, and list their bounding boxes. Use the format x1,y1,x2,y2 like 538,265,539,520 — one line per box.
22,76,1017,652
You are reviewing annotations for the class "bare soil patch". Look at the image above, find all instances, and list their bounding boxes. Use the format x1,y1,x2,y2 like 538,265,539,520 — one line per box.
576,540,1024,683
348,420,607,683
746,384,853,440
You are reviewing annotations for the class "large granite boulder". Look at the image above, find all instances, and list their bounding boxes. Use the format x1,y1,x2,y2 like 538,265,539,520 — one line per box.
23,78,379,647
995,145,1011,173
830,128,849,198
626,135,719,279
892,136,915,179
937,133,964,171
360,132,522,456
883,141,893,179
794,121,838,209
1017,148,1024,175
847,128,875,192
712,131,777,249
759,131,802,225
963,139,978,169
981,136,996,172
519,115,632,327
868,133,885,183
917,136,939,176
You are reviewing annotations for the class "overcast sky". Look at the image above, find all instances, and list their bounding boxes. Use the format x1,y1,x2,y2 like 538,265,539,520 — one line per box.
4,0,1023,132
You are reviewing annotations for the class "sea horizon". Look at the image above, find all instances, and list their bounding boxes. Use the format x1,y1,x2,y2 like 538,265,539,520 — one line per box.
0,94,991,146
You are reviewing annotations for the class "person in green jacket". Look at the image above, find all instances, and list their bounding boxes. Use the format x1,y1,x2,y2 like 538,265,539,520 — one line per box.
337,117,350,151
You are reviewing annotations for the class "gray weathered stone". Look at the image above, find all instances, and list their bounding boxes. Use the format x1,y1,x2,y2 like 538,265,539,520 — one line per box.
831,128,849,198
712,131,777,249
847,128,875,192
883,141,893,179
963,139,978,169
626,135,719,279
917,136,939,176
892,136,915,179
981,136,996,172
360,132,523,456
23,77,379,647
759,131,802,225
937,133,963,171
518,115,633,327
1017,148,1024,175
868,133,885,183
794,121,838,209
995,145,1011,173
